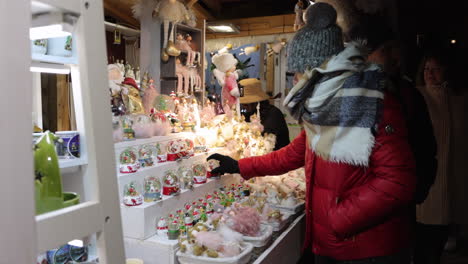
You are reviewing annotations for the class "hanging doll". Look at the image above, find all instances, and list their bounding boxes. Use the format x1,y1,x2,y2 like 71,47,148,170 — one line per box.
185,34,201,66
175,33,200,67
153,0,190,58
294,0,305,31
211,53,240,109
175,57,190,95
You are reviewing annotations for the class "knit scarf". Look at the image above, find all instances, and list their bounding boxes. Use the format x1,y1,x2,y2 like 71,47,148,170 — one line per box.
284,43,386,166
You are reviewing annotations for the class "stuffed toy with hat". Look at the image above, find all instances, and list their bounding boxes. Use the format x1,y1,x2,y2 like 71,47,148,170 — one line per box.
212,53,241,108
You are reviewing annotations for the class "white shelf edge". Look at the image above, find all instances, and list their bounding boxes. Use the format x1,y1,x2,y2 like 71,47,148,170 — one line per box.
32,0,81,15
59,158,87,168
120,178,218,210
252,213,305,264
117,151,213,179
36,201,103,253
32,53,78,65
114,133,195,150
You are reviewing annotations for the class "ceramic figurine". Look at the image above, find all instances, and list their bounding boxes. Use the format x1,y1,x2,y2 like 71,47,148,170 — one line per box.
167,220,180,240
125,63,135,79
135,66,141,82
119,147,139,173
122,115,135,141
123,181,143,206
157,217,168,236
162,170,180,196
122,78,145,115
34,131,77,214
192,163,207,184
144,176,162,202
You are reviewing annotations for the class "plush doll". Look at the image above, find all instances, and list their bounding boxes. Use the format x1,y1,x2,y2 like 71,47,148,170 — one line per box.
175,33,200,67
185,34,201,65
175,57,190,95
212,53,240,109
153,0,190,58
142,78,158,114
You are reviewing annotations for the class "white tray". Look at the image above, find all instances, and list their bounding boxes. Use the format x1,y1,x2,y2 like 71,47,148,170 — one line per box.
261,212,291,232
242,225,273,248
269,201,305,214
176,242,253,264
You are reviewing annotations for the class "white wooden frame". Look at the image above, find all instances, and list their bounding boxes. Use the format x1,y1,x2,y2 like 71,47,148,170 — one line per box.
0,0,125,263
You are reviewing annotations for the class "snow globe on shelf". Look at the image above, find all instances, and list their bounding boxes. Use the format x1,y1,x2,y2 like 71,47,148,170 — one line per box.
166,139,182,161
121,115,135,141
162,170,180,196
144,176,162,202
153,142,167,163
192,163,207,184
206,159,220,179
178,166,194,190
156,217,168,237
123,181,143,206
194,135,207,153
183,138,194,157
138,144,154,168
119,147,139,173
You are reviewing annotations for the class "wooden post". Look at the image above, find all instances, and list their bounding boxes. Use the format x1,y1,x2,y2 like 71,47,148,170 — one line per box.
139,0,161,92
57,74,71,131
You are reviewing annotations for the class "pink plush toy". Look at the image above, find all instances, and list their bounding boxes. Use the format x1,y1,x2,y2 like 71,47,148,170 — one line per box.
195,231,224,251
143,79,158,114
175,33,200,67
225,206,261,236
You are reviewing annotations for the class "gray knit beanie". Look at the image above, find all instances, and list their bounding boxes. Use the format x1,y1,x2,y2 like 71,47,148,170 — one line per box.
287,3,344,73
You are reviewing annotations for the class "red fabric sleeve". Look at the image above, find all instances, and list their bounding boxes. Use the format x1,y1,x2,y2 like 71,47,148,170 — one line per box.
328,95,416,238
238,130,307,180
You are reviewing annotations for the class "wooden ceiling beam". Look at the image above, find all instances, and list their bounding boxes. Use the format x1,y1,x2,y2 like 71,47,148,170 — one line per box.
199,0,221,16
103,0,140,28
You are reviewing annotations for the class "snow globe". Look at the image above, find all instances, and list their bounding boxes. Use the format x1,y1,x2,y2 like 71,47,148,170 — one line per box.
143,176,162,202
206,159,220,179
153,142,167,163
166,140,182,161
192,163,207,184
121,115,135,141
138,144,154,168
119,147,139,173
178,166,194,190
162,170,180,196
123,181,143,206
194,135,207,153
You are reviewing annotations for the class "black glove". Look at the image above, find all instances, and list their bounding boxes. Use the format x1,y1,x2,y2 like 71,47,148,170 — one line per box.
207,153,239,175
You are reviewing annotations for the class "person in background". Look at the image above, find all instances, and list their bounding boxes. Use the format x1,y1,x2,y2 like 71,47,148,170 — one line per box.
209,3,416,264
348,18,439,260
238,78,290,150
413,52,461,264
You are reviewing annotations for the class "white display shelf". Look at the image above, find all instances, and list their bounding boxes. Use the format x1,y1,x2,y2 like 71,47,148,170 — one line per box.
117,151,215,178
114,133,194,150
120,176,231,240
32,53,78,65
123,213,305,264
252,214,305,264
59,158,87,169
31,0,81,15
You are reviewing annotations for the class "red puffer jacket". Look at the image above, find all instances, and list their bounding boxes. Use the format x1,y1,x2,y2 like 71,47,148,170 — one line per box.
238,93,416,260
